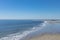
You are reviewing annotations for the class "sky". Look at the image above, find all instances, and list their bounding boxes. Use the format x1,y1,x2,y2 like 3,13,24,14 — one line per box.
0,0,60,19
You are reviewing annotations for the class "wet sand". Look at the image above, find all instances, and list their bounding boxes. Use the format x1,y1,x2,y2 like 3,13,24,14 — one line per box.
29,34,60,40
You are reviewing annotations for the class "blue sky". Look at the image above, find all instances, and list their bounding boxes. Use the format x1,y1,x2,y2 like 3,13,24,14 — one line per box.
0,0,60,19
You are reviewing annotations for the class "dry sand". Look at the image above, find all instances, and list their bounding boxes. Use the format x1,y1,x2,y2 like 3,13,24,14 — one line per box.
28,34,60,40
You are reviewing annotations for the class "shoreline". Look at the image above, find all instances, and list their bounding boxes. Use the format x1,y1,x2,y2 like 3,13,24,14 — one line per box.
24,22,60,40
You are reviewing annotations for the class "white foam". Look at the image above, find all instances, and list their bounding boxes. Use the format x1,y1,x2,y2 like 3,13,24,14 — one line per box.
0,21,47,40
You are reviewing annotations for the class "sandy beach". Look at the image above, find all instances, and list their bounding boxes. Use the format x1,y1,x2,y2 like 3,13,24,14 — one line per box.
28,34,60,40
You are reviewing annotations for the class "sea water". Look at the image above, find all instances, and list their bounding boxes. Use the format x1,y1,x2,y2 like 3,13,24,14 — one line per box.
0,20,46,40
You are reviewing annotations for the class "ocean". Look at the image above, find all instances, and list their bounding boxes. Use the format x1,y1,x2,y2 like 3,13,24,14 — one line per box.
0,20,46,40
0,20,60,40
